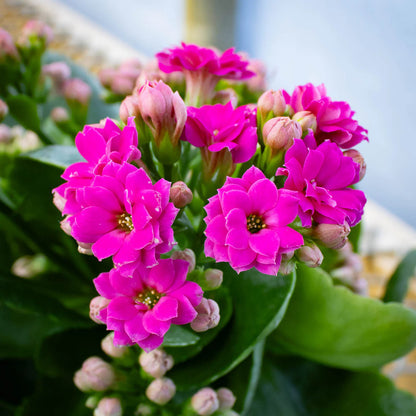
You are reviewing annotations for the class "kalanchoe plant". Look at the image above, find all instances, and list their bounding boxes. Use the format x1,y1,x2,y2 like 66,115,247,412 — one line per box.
1,30,416,416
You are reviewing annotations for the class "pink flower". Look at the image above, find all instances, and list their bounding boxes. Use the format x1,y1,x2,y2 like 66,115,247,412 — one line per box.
70,162,178,267
93,259,203,351
204,166,304,276
277,137,366,227
284,83,368,148
182,102,257,164
53,118,140,215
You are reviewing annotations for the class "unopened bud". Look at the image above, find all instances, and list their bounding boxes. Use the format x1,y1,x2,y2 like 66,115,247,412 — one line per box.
343,149,366,181
42,62,71,91
263,117,302,154
292,111,317,133
245,58,267,93
0,28,19,61
0,124,13,143
191,298,220,332
89,296,110,324
99,68,117,88
19,20,54,47
78,242,93,255
279,251,296,275
171,249,196,272
94,397,122,416
85,396,99,409
313,222,350,250
257,90,286,121
101,332,129,358
217,388,236,410
191,387,219,416
0,99,8,122
63,78,92,106
51,106,70,124
297,243,323,268
110,75,135,96
11,254,48,278
170,181,193,208
74,357,116,392
203,269,223,290
212,89,238,107
135,404,153,415
145,377,176,405
139,348,174,378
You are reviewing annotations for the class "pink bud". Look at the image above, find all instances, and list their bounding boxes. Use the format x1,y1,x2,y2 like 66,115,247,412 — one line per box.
94,397,122,416
263,117,302,154
297,243,323,268
98,68,117,88
0,99,8,122
63,78,92,106
0,28,19,61
145,377,176,405
0,124,13,143
11,254,47,278
89,296,110,324
217,388,236,410
191,298,220,332
292,111,317,133
212,88,238,107
169,181,193,208
171,249,196,272
203,269,223,290
257,90,286,120
110,75,135,96
42,62,71,91
19,20,54,47
245,58,267,92
78,242,93,255
101,332,129,358
119,95,141,124
139,349,174,378
74,357,116,392
343,149,366,181
313,222,351,250
51,107,70,124
191,387,219,416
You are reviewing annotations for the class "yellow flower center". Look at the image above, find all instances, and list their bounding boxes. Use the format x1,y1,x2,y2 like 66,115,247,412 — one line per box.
117,213,134,232
135,288,162,309
247,214,266,234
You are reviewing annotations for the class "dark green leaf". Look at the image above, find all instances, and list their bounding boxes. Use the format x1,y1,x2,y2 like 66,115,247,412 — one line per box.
247,355,416,416
272,264,416,369
170,267,296,389
383,250,416,303
25,145,84,169
6,95,40,132
163,325,200,347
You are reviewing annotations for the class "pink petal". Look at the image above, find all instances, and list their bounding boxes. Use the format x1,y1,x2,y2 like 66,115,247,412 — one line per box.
152,296,179,321
107,297,138,320
124,313,149,342
92,229,125,260
143,312,171,336
171,295,198,325
248,229,280,257
248,178,278,214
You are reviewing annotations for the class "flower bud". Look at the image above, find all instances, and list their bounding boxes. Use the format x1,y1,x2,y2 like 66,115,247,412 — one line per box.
203,269,223,290
343,149,366,181
139,349,174,378
0,124,13,144
191,387,219,416
212,88,238,107
135,404,153,415
101,332,129,358
78,242,93,255
42,62,71,91
297,243,323,268
263,117,302,154
63,78,92,106
11,254,48,278
89,296,110,324
0,28,19,61
257,90,286,121
85,396,99,409
99,68,117,88
245,58,267,93
313,222,350,250
292,111,317,133
19,20,54,47
119,95,140,124
94,397,122,416
74,357,116,392
354,277,368,296
110,75,135,96
217,388,236,410
191,298,220,332
145,377,176,405
279,251,296,275
169,181,193,208
51,106,70,124
171,249,196,272
0,99,8,122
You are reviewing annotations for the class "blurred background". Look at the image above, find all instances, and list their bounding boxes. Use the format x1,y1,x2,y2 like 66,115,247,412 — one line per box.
1,0,415,230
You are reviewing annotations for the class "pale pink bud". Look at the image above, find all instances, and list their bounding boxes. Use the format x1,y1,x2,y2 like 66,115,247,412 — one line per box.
292,111,317,133
135,404,153,415
313,222,351,250
59,217,72,235
171,249,196,272
0,99,8,122
0,124,13,143
11,254,47,278
0,28,19,61
42,62,71,91
343,149,366,181
19,20,54,47
257,90,286,120
191,387,219,416
101,332,129,358
212,88,238,107
94,397,122,416
279,251,296,275
110,75,135,96
217,388,236,410
246,58,267,92
191,298,220,332
263,117,302,153
78,242,93,255
145,377,176,405
51,106,70,124
297,243,323,268
119,95,140,124
203,269,223,290
169,181,193,208
74,357,115,392
99,68,117,88
139,349,174,378
63,78,92,106
89,296,110,324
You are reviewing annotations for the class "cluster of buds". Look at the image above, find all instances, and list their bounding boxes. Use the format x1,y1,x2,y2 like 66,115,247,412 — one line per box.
190,387,237,416
93,398,122,416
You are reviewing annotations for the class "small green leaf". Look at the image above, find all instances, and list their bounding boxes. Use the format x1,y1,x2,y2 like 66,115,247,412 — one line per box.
6,95,40,132
163,325,200,347
383,249,416,303
271,264,416,369
26,145,84,169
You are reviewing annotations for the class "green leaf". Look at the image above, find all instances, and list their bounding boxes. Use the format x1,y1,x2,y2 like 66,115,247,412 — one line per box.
170,267,296,389
247,355,416,416
25,145,84,169
163,325,200,347
271,264,416,369
383,249,416,303
6,95,40,132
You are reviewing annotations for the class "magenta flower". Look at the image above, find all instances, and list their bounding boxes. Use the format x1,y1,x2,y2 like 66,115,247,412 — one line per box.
94,259,203,351
284,83,368,148
53,118,141,215
182,102,257,176
204,166,304,276
277,138,366,227
156,43,254,105
70,162,178,268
